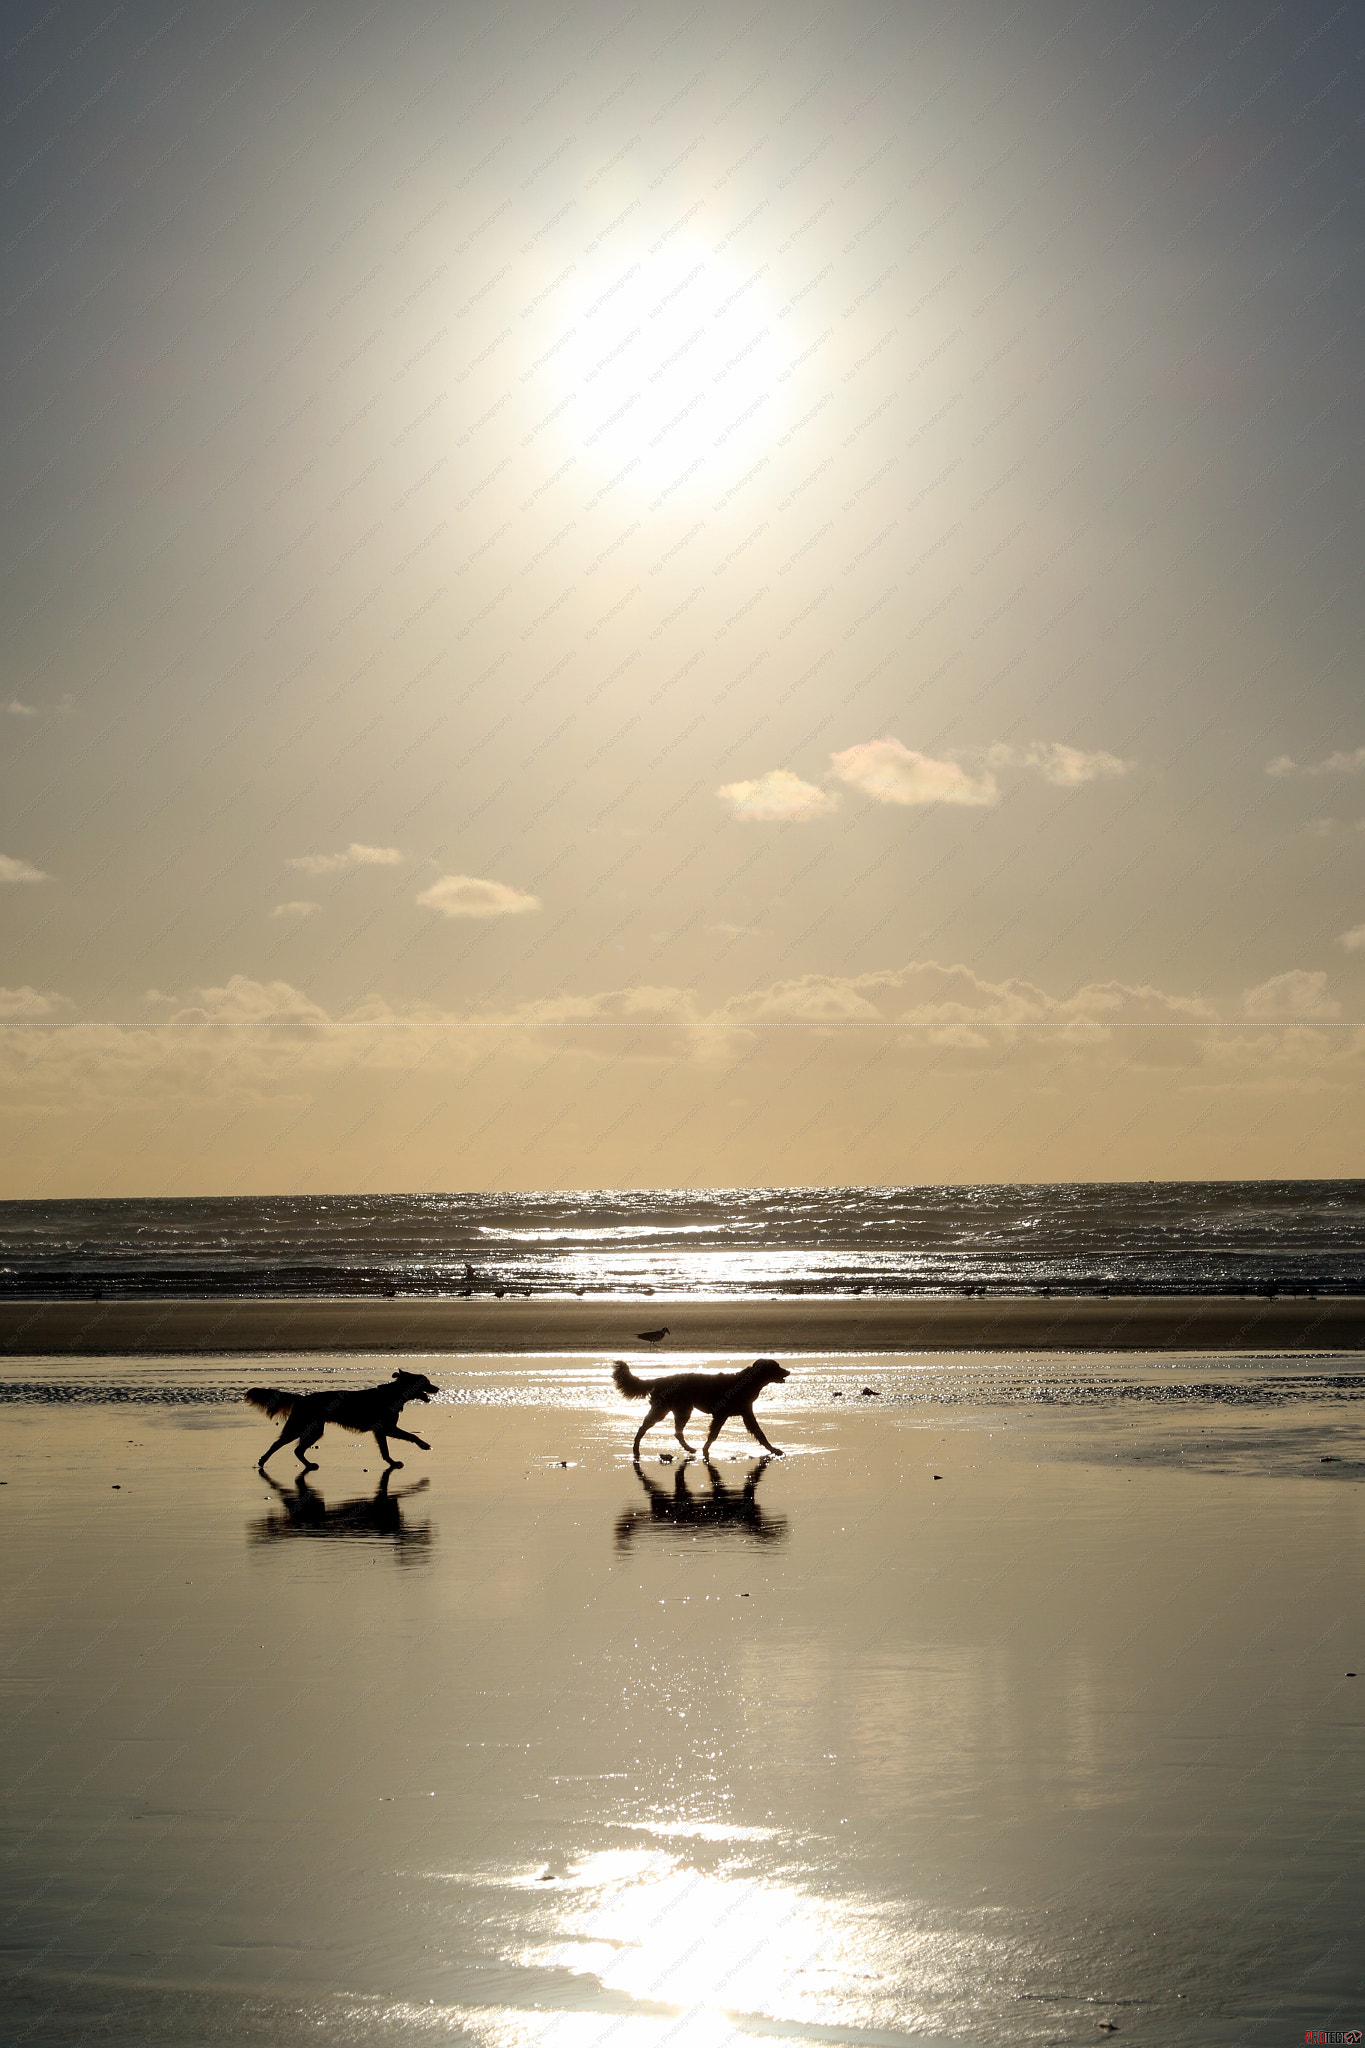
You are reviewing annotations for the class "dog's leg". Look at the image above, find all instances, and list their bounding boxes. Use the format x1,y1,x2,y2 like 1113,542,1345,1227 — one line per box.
702,1410,726,1459
388,1425,430,1451
294,1425,323,1471
673,1405,696,1454
257,1429,295,1472
633,1402,666,1458
741,1404,782,1455
374,1430,403,1468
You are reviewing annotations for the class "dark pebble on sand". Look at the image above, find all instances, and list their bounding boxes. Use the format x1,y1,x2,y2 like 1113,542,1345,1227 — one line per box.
1321,1455,1337,1462
861,1387,879,1398
112,1484,120,1489
934,1474,942,1480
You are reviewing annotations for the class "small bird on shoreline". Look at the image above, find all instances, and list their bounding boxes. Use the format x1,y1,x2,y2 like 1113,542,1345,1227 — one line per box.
636,1326,670,1343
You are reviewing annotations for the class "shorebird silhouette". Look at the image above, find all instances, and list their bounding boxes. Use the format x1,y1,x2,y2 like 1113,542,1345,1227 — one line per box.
636,1325,670,1343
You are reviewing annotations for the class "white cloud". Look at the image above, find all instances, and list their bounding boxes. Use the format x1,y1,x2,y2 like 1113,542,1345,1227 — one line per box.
0,986,69,1021
169,976,333,1026
716,769,837,822
993,740,1131,786
6,694,74,720
830,739,997,807
493,985,704,1026
417,874,541,919
270,900,320,920
721,977,887,1024
1240,969,1340,1021
1269,748,1365,777
0,854,47,884
287,843,403,876
714,961,1216,1029
1338,925,1365,953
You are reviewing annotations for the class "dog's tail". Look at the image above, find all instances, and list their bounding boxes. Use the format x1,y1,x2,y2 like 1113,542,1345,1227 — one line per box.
245,1387,297,1421
612,1360,651,1400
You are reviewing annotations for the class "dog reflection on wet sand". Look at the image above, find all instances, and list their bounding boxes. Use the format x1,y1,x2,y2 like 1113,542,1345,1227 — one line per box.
615,1456,787,1549
250,1469,433,1557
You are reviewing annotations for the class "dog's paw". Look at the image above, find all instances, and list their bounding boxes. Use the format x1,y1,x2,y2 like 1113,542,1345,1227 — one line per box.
413,1437,429,1450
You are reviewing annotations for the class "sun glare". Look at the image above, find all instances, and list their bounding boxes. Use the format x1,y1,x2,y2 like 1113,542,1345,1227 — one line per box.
557,241,788,507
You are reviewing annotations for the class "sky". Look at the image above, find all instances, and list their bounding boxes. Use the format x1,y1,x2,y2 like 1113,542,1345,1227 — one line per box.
1,0,1363,1195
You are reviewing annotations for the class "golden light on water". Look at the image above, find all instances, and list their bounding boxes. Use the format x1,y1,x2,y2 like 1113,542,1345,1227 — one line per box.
410,1837,991,2048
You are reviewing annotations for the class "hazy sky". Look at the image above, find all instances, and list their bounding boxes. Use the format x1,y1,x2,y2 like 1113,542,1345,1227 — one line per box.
2,0,1363,1194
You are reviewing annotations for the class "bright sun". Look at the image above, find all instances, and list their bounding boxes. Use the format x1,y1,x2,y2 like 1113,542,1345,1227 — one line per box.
557,239,788,508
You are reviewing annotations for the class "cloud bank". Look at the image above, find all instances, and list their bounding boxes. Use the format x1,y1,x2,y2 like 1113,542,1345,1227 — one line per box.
1240,970,1340,1020
0,987,69,1021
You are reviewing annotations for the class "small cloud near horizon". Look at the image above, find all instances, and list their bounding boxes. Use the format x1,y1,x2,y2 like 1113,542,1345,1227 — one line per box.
1241,969,1340,1020
831,739,998,807
271,900,320,920
0,986,70,1020
1338,925,1365,953
716,768,837,822
417,874,541,918
0,854,48,884
287,843,403,876
169,975,332,1026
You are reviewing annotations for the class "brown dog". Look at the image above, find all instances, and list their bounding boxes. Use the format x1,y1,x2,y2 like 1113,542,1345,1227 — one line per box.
247,1369,439,1472
612,1358,788,1459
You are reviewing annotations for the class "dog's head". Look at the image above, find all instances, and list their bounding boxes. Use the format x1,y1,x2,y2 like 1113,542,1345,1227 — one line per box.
751,1358,788,1387
392,1369,439,1403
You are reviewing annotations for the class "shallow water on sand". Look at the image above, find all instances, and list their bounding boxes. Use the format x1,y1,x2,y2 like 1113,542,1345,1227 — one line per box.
1,1356,1362,2046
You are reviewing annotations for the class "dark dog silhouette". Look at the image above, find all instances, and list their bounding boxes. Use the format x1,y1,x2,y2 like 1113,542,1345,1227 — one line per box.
612,1358,788,1458
247,1368,439,1472
251,1470,433,1557
614,1455,786,1549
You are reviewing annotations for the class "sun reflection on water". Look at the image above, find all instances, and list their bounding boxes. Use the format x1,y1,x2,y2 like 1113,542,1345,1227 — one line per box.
412,1839,987,2048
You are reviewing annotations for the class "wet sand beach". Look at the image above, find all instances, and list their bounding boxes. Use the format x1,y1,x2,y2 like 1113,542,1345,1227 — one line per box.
2,1350,1362,2047
3,1290,1364,1357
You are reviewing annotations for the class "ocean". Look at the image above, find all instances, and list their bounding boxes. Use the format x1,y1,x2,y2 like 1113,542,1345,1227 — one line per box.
1,1180,1361,1299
